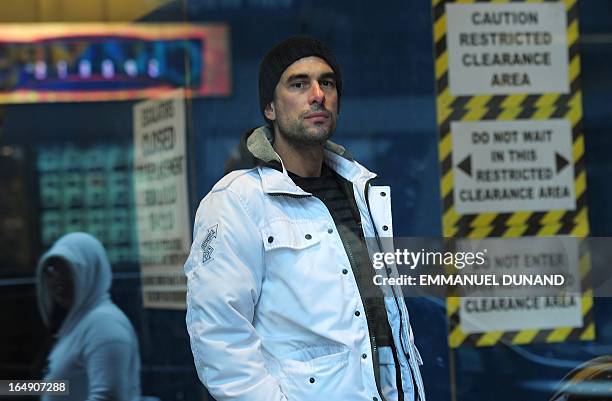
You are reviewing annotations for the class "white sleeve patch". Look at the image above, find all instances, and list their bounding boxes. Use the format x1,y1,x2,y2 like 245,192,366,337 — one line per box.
200,224,219,264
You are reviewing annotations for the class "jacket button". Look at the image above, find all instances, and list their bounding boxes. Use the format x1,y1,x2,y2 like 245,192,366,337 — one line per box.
309,377,315,384
342,269,348,275
267,236,274,243
354,311,360,317
382,225,389,231
386,268,392,275
305,234,312,240
361,353,367,359
373,397,379,401
328,228,333,234
380,192,386,197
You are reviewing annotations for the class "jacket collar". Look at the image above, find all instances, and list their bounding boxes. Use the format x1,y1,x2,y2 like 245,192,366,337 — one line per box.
246,126,376,195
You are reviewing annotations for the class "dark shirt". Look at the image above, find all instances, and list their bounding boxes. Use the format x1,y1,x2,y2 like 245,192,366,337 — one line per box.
288,165,393,346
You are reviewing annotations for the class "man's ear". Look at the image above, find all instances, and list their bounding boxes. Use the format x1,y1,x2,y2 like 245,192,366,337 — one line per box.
264,102,276,121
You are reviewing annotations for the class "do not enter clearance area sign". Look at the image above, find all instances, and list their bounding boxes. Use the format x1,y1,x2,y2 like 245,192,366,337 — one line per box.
432,0,593,350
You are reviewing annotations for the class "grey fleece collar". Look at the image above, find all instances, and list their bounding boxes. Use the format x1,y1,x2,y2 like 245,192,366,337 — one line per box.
245,126,353,165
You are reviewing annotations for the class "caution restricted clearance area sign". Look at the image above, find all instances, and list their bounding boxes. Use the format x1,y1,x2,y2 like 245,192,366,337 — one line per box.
431,0,594,347
446,2,569,96
434,0,580,108
434,0,587,236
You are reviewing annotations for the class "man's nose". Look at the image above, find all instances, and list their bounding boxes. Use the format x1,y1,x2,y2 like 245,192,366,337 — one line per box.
308,82,325,105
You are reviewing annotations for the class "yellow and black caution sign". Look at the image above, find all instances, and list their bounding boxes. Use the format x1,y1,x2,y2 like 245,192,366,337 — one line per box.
446,237,594,348
439,106,588,238
432,0,595,348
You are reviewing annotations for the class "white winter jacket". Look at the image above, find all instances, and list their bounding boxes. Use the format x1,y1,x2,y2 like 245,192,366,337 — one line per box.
184,127,425,401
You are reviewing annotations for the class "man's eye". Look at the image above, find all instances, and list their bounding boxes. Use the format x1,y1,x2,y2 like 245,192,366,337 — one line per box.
321,80,335,88
291,82,304,89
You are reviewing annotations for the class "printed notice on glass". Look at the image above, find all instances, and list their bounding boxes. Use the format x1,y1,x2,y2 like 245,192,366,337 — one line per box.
452,119,575,214
445,3,569,95
457,237,582,333
133,90,190,309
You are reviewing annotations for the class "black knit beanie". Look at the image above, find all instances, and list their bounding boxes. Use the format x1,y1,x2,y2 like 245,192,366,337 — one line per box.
259,36,342,124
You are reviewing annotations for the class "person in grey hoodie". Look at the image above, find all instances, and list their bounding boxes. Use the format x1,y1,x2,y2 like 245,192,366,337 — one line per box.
36,232,141,401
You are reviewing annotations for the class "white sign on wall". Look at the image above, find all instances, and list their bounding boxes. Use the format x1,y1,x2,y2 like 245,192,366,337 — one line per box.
133,90,191,309
446,2,569,95
458,237,582,334
460,295,582,333
452,119,575,214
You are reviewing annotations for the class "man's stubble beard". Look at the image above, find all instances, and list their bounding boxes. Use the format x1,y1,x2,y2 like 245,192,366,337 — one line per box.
275,108,337,146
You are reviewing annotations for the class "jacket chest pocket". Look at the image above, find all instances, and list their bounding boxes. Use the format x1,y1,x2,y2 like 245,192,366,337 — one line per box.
260,219,338,283
261,219,323,252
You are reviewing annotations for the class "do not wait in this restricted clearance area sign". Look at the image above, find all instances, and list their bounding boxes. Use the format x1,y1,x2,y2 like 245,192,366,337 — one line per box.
431,0,593,349
452,119,575,214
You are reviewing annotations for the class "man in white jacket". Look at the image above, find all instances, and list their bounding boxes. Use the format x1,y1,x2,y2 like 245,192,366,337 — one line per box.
184,36,425,401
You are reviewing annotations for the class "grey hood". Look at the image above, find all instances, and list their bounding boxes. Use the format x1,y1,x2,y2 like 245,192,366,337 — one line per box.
223,125,354,175
36,232,112,337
